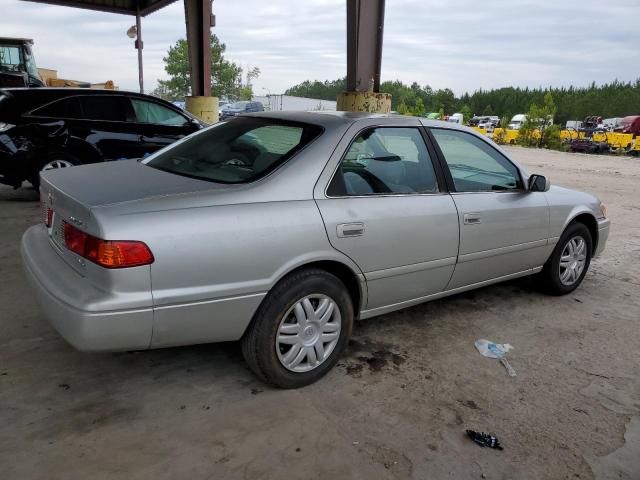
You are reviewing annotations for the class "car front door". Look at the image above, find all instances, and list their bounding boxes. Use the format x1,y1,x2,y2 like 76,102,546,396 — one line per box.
428,127,550,289
315,122,460,314
128,97,198,156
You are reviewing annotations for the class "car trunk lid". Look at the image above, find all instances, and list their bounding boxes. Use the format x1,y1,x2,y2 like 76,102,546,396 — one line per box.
39,159,227,274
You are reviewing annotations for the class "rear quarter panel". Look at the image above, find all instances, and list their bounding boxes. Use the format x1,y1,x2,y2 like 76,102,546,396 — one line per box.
94,200,362,347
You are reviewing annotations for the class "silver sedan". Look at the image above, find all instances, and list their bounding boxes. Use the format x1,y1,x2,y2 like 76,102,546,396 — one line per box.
22,112,610,388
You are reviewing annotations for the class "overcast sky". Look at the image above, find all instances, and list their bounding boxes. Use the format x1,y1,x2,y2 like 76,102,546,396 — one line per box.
2,0,638,96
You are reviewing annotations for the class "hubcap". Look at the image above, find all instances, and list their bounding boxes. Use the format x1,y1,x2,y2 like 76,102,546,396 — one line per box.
559,236,587,286
276,294,342,373
41,160,74,172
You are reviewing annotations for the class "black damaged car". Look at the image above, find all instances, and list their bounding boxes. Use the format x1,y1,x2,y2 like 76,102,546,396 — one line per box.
0,88,204,188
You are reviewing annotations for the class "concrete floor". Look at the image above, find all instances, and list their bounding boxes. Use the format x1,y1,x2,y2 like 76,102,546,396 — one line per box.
1,147,639,479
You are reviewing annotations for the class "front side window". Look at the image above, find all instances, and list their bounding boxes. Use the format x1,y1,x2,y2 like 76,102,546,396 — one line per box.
144,117,322,184
131,99,187,126
328,127,440,196
431,129,522,192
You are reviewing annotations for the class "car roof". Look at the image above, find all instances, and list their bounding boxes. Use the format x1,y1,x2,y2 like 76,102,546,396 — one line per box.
2,87,157,99
0,88,187,117
242,110,472,132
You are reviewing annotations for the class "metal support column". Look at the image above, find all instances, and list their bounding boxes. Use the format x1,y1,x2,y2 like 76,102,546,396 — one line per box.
184,0,218,122
338,0,391,112
135,6,144,93
184,0,212,97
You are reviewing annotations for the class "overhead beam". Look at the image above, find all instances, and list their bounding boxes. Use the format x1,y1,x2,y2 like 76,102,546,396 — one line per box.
20,0,177,17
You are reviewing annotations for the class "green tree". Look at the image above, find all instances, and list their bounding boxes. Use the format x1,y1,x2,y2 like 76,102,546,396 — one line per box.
460,104,472,124
519,93,558,148
284,76,640,123
154,34,247,102
397,101,410,115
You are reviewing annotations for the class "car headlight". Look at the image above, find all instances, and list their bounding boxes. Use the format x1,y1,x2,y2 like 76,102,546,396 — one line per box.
0,122,15,133
598,201,607,219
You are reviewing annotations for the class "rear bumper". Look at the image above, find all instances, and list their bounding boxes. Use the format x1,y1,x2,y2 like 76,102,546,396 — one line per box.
21,225,153,351
595,218,610,257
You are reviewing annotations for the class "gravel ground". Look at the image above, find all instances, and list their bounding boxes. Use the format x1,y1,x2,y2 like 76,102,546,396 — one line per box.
0,146,638,479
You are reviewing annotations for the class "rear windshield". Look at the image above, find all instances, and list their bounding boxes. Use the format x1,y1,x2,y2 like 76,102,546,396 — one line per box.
144,117,323,183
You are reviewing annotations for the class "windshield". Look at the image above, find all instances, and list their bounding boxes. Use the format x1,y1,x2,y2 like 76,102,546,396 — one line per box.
144,117,323,184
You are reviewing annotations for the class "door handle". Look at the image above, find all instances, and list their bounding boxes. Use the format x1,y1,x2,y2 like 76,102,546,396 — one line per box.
337,223,365,238
463,213,482,225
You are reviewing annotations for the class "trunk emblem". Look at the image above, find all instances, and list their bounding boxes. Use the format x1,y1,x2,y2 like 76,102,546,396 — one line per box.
69,216,84,227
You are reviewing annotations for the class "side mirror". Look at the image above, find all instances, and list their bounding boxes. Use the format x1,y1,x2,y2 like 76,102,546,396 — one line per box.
528,174,550,192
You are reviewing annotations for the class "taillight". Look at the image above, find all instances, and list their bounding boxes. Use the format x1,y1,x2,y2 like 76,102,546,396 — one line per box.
63,222,154,268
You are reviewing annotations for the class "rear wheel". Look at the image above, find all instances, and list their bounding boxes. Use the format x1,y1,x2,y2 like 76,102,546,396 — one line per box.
537,222,592,295
31,153,79,189
241,268,353,388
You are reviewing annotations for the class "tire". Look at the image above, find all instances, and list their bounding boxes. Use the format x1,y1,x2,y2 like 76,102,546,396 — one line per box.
30,152,80,189
537,222,592,295
241,268,354,388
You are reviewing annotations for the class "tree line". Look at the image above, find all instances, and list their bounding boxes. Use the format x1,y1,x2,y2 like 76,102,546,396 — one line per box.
284,78,640,125
152,34,260,102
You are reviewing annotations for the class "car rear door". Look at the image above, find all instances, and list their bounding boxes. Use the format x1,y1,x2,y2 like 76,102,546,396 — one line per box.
314,120,459,314
128,97,198,156
72,95,143,161
428,127,550,289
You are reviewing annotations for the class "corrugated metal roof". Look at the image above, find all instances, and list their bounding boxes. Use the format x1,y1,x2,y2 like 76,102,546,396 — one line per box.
21,0,177,16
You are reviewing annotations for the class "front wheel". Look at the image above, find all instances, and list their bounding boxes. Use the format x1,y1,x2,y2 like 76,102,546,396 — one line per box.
241,268,354,388
537,222,592,295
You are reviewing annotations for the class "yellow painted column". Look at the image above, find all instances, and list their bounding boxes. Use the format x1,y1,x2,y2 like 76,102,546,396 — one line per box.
337,91,392,113
185,96,219,123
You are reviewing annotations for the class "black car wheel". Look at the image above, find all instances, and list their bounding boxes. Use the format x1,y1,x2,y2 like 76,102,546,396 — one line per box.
31,152,80,189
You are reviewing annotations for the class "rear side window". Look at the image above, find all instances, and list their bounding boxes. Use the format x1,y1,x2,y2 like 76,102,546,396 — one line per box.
31,95,126,121
144,117,322,184
130,98,187,125
30,97,82,119
328,127,440,196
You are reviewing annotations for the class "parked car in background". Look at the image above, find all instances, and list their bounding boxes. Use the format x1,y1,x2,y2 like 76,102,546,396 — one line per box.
447,113,464,124
603,117,623,131
219,100,264,120
508,114,527,130
565,120,583,130
22,112,609,388
619,115,640,135
0,88,204,188
478,116,500,131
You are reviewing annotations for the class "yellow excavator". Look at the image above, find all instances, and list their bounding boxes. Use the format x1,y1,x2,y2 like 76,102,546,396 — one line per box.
0,37,114,89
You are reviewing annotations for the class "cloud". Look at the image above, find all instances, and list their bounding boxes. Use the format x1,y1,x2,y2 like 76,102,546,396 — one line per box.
1,0,638,95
